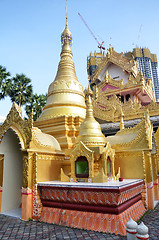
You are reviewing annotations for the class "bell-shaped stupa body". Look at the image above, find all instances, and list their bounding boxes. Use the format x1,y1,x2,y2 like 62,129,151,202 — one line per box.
76,95,106,149
37,21,86,121
35,18,86,150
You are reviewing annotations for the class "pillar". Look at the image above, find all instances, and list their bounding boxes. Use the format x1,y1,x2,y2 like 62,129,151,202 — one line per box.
141,182,148,209
21,187,33,220
151,154,159,200
144,151,154,209
22,152,33,220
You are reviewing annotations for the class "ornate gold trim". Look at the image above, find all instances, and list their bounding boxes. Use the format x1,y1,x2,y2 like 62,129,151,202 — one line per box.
43,102,86,111
0,102,33,149
89,47,138,84
92,93,159,122
47,89,85,97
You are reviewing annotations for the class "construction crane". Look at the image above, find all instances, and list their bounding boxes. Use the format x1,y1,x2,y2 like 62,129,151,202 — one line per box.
78,12,105,51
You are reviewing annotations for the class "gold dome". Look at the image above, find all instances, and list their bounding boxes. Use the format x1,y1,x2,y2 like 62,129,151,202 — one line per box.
76,95,106,148
37,20,86,122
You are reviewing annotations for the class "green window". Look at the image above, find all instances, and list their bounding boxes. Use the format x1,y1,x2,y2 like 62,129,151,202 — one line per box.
75,156,89,178
107,156,111,177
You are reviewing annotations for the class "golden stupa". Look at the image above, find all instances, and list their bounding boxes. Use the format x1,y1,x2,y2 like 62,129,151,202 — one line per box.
76,94,106,148
35,16,86,150
60,93,116,183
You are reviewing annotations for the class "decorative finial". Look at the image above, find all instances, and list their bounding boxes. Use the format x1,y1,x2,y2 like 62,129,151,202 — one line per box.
105,70,109,83
86,95,94,119
61,0,72,46
144,109,149,119
65,0,68,23
88,83,92,96
120,108,124,130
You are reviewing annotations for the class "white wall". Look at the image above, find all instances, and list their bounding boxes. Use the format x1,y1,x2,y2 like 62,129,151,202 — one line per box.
99,63,130,84
0,129,23,212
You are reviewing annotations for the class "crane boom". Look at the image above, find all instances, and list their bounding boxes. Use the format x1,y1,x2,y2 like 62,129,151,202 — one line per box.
78,12,105,50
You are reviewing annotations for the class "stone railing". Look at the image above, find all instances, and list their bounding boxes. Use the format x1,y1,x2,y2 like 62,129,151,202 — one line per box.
126,218,149,240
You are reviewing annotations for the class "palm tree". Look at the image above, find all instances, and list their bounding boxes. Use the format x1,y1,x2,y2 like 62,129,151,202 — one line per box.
25,93,47,121
8,74,33,106
0,65,11,100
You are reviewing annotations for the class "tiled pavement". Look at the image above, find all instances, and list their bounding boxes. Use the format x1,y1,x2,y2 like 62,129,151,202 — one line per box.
0,204,159,240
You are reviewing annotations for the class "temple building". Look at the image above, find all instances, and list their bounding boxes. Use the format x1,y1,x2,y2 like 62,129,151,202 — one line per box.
87,46,159,129
125,48,159,101
0,13,159,236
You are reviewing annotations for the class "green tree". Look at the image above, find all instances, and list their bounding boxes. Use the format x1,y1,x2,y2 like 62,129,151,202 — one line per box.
8,74,33,106
25,93,47,121
0,65,11,99
0,68,46,121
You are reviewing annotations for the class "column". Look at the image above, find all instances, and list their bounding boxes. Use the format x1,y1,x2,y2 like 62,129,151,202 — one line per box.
144,151,154,209
152,154,159,200
21,152,33,220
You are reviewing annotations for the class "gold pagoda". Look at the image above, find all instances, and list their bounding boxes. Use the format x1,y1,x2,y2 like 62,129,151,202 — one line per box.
34,17,86,152
68,94,116,183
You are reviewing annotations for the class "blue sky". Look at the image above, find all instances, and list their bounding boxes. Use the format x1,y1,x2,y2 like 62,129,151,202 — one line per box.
0,0,159,119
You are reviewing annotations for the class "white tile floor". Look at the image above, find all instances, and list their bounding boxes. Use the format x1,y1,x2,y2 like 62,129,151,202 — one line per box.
1,208,21,218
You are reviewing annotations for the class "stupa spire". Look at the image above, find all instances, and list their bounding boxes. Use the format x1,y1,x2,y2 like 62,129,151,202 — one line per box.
76,90,106,148
85,95,94,119
61,0,72,46
36,5,86,122
65,0,68,22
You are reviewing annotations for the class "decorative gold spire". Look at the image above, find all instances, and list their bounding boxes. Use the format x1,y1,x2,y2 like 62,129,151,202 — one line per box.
76,94,106,148
120,109,124,130
36,14,86,122
61,0,72,46
105,70,109,83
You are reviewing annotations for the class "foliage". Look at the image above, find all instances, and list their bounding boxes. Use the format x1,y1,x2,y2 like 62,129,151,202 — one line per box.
0,65,47,121
0,65,11,99
8,74,33,106
25,93,47,121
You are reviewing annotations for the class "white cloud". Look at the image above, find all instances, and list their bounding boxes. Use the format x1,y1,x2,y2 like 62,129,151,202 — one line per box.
0,116,6,123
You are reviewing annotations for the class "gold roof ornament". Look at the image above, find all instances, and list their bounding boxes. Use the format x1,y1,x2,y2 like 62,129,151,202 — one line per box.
0,102,62,152
120,109,124,130
76,94,106,148
61,0,72,46
61,18,72,46
36,14,86,121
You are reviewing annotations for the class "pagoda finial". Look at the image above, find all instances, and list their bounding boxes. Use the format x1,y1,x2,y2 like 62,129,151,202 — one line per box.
140,69,145,84
86,95,94,119
65,0,68,23
77,90,107,148
61,0,72,46
105,70,109,83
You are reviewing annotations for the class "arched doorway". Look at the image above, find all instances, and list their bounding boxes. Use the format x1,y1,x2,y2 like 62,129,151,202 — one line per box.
75,156,89,178
0,128,23,217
